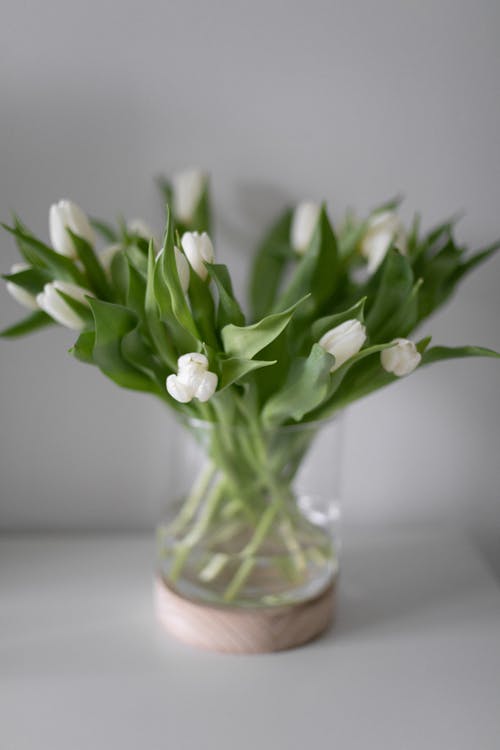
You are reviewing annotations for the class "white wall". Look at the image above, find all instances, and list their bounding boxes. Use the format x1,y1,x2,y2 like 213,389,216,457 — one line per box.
1,1,499,566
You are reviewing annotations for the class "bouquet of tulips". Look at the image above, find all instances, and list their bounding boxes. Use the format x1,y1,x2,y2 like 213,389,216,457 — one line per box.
2,170,499,604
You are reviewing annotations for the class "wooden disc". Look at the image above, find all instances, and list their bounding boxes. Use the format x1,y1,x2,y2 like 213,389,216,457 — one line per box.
154,575,336,653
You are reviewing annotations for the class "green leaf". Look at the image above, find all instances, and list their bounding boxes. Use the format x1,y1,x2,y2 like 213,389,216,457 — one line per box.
187,180,212,234
2,266,52,295
370,195,404,214
416,240,462,321
68,230,111,299
327,343,392,399
88,298,162,393
262,344,335,425
311,297,367,341
248,208,293,321
274,206,340,316
160,207,200,342
421,344,500,366
425,214,462,248
55,289,94,330
218,356,276,390
126,264,147,320
143,241,177,370
188,269,217,348
90,218,118,243
376,278,422,341
69,331,95,363
313,338,498,419
307,342,395,421
121,325,167,384
110,250,129,305
125,244,148,278
2,222,87,286
153,248,196,354
0,310,54,338
406,213,422,259
449,240,500,286
145,241,157,316
221,294,310,360
207,262,245,328
365,249,414,341
337,214,368,260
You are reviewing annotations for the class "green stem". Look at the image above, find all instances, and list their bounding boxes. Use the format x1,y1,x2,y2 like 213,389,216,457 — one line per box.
169,477,226,584
167,461,216,536
279,517,307,574
223,498,283,602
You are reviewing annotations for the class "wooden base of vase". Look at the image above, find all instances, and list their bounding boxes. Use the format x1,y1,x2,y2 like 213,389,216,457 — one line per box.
154,575,336,653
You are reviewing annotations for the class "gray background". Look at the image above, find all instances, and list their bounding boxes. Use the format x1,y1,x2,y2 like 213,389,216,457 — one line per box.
1,1,499,566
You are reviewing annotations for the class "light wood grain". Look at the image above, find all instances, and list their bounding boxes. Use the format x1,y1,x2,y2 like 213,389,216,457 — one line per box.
155,576,336,653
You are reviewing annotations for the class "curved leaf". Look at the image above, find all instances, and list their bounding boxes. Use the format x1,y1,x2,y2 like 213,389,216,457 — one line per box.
218,357,276,390
88,298,162,394
311,297,367,341
2,266,52,295
207,263,245,328
221,294,309,360
421,344,500,366
160,207,200,342
365,249,414,341
2,222,87,286
68,231,112,300
262,344,335,426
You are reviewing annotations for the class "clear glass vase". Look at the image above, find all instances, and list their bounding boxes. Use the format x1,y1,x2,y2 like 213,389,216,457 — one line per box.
157,416,343,608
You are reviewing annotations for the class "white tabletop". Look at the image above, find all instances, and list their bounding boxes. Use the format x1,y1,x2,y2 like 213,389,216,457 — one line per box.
1,526,500,750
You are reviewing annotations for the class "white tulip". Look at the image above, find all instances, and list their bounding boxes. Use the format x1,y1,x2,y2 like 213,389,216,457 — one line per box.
174,246,190,293
36,280,92,331
49,200,95,258
99,244,122,274
194,371,218,402
127,219,158,248
172,168,206,223
177,352,209,371
380,338,421,377
165,375,194,404
181,232,214,281
166,352,218,403
360,211,407,273
319,319,367,371
5,263,39,310
291,202,321,254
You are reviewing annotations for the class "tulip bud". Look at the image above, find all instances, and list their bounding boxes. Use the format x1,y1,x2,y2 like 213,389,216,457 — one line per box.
172,168,206,223
99,244,122,274
177,351,209,371
380,338,421,377
319,319,367,371
166,352,218,403
291,202,321,254
174,246,190,294
127,219,158,248
360,211,407,273
194,370,218,402
49,200,95,258
36,280,92,331
5,263,39,310
181,232,214,281
165,375,193,404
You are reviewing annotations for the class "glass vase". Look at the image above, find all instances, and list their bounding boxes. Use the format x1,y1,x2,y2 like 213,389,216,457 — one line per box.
157,415,343,609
